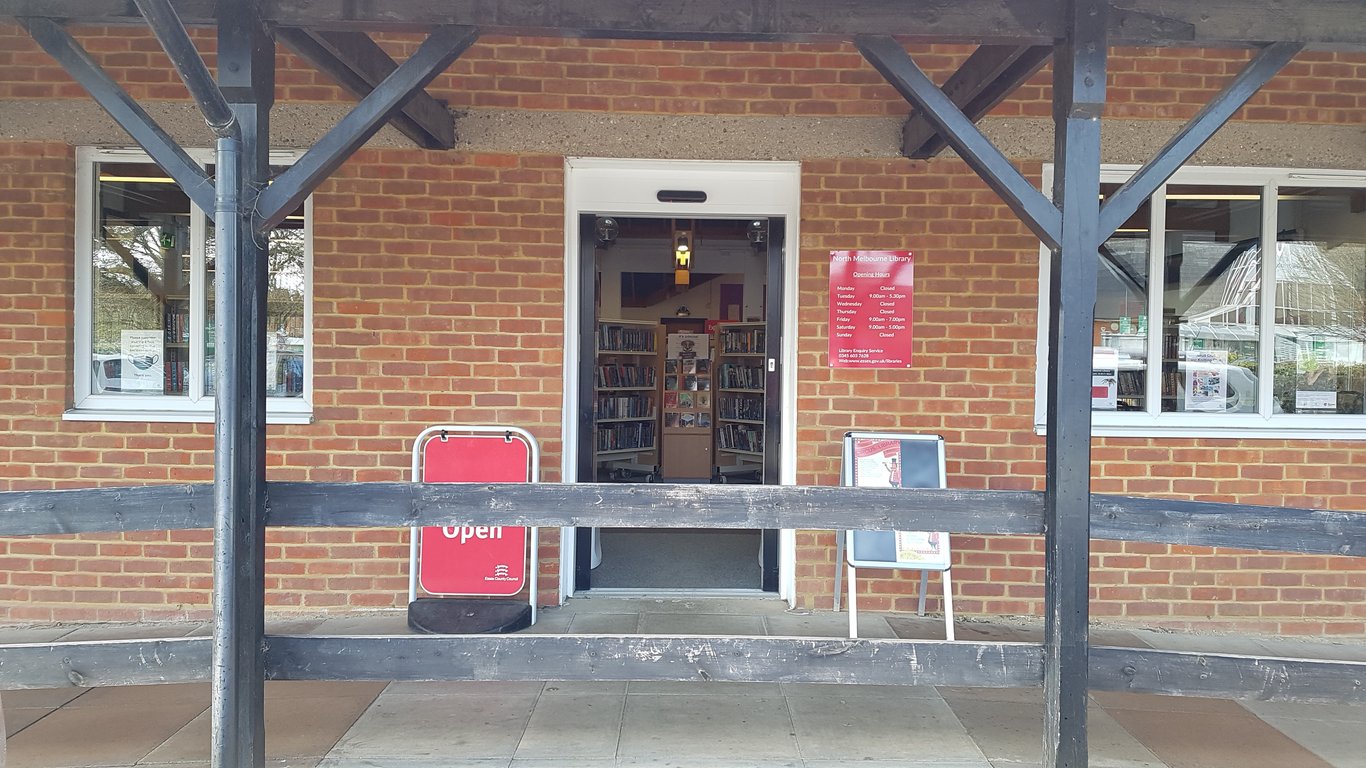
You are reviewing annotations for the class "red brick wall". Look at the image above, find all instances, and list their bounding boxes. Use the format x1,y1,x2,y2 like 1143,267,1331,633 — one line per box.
1,26,1363,123
0,141,568,621
792,157,1366,634
0,29,1364,632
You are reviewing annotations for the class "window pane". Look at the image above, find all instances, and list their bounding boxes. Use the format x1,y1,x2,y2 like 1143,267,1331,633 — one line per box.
202,180,305,399
1094,183,1150,412
1273,186,1366,415
1160,185,1262,413
91,163,191,396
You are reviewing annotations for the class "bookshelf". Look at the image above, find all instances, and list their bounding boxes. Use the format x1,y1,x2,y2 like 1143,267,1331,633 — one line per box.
593,319,660,481
660,329,714,480
714,322,766,482
163,295,190,395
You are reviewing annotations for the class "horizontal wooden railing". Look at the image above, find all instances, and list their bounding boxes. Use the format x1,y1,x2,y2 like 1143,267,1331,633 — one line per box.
0,482,1363,703
1,482,1362,557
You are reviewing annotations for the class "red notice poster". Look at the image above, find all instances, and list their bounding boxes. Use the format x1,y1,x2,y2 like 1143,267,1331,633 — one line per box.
828,250,914,368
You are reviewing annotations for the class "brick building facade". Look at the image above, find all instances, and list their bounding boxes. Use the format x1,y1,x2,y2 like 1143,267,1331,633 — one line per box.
1,25,1364,632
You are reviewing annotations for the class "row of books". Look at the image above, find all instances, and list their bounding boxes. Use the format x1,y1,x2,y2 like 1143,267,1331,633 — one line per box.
596,364,656,388
597,324,656,353
720,328,765,354
718,392,764,421
717,363,764,390
596,421,656,452
164,311,190,343
595,394,654,419
164,360,190,394
717,423,763,453
1117,370,1144,397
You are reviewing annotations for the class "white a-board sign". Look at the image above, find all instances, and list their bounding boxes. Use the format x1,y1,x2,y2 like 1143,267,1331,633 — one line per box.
837,432,954,640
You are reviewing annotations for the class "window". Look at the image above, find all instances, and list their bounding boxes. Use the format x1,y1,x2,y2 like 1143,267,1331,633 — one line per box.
71,148,312,423
1036,166,1366,438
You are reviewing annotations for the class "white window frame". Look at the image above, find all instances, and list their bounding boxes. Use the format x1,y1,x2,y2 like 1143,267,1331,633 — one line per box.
68,146,313,424
1034,164,1366,440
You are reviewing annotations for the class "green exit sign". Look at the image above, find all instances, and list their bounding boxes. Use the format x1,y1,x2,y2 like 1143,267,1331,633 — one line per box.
160,232,175,249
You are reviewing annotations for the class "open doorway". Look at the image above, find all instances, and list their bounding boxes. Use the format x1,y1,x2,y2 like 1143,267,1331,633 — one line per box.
575,215,784,593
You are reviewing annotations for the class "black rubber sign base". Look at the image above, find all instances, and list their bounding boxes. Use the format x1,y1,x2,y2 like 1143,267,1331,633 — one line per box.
407,598,533,634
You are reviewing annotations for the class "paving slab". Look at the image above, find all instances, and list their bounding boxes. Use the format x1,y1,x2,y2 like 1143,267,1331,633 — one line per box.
0,626,75,644
940,695,1165,768
788,690,985,762
1250,715,1366,768
618,693,798,761
64,682,208,709
5,701,206,768
566,613,640,634
803,754,988,759
637,612,766,636
627,680,784,696
765,610,896,638
782,682,942,700
513,692,624,759
319,754,513,759
328,692,536,761
144,690,380,763
1101,696,1336,768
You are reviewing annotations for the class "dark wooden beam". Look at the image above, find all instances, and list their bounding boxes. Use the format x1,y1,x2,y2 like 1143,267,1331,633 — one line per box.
1098,41,1302,238
2,0,1362,47
0,637,211,690
2,483,1364,559
1091,647,1366,705
5,636,1366,708
1043,1,1108,765
264,483,1046,534
856,35,1062,250
255,24,477,230
266,635,1044,687
213,3,274,764
18,16,216,217
276,27,454,150
902,45,1051,159
1091,494,1366,557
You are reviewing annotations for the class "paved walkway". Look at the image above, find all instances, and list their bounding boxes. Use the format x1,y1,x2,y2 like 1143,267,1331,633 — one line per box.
3,597,1364,767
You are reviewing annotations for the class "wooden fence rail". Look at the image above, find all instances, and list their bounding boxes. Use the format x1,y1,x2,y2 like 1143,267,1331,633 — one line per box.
0,481,1363,705
0,482,1361,557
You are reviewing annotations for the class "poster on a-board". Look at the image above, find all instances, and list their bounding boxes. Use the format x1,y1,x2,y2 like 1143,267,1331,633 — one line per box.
842,432,951,572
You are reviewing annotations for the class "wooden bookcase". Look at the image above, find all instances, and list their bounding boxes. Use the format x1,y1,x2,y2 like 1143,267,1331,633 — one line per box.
713,322,765,482
593,319,660,481
660,327,714,480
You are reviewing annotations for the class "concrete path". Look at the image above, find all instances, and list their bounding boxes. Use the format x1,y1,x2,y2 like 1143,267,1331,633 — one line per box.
2,598,1363,767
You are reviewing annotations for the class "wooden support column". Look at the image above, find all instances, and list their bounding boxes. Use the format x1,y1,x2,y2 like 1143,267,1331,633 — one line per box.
1044,1,1107,766
211,3,273,767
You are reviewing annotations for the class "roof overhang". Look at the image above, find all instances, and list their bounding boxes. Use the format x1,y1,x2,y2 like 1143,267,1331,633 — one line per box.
2,0,1364,49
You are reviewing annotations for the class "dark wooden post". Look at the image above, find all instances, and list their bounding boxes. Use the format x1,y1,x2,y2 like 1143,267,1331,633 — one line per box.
1044,1,1107,766
211,3,273,766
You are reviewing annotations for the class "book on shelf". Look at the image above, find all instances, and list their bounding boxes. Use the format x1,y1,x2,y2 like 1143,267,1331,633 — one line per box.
720,327,765,354
597,323,656,352
717,363,763,389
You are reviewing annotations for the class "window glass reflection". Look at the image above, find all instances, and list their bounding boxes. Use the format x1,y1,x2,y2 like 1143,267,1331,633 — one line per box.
1274,187,1366,415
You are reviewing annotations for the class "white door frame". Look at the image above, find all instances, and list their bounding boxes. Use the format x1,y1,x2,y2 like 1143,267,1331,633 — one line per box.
560,157,801,606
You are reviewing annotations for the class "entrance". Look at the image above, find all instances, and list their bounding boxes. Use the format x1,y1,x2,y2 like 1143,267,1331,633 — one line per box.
575,215,785,592
560,158,800,602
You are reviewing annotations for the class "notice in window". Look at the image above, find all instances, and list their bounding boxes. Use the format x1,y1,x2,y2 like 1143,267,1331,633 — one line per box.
828,250,914,368
120,330,163,393
1184,348,1228,412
